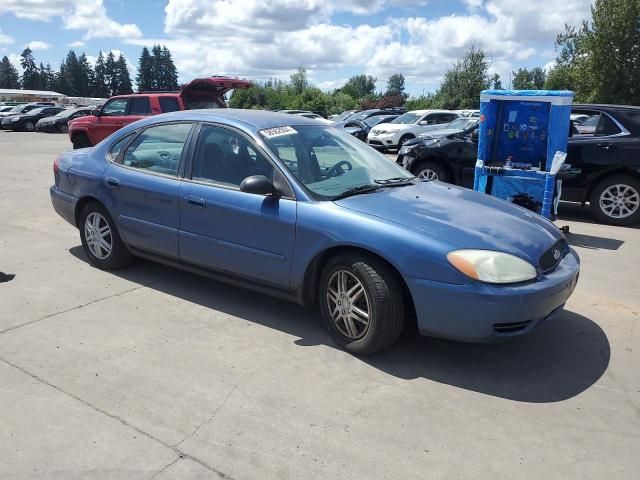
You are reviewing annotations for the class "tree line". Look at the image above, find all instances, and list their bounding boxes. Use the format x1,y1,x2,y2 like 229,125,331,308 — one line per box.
0,44,180,98
1,0,636,109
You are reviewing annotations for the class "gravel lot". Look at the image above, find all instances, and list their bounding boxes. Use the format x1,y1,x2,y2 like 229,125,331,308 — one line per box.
0,130,639,479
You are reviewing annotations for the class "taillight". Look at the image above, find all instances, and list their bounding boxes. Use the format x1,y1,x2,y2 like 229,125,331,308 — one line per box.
53,156,60,175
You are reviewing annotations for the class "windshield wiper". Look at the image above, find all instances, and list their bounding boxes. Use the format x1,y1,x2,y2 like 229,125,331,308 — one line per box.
332,184,383,200
373,177,415,185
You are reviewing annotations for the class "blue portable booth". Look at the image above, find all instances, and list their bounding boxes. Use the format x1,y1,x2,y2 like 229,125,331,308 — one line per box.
473,90,574,219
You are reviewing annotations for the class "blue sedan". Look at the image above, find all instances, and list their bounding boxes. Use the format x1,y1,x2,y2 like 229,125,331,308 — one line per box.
50,110,580,354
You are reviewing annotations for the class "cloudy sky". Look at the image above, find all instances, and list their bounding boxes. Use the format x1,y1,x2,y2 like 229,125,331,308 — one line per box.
0,0,593,94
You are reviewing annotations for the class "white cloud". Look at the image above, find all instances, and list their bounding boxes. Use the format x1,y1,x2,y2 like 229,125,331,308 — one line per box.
0,29,14,45
26,40,51,51
68,40,86,48
0,0,142,39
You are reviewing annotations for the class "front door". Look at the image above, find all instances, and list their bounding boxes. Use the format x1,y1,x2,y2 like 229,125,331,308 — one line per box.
179,124,296,289
103,122,194,258
94,98,130,143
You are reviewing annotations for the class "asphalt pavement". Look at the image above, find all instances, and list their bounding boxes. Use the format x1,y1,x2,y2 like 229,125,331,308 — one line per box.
0,130,638,479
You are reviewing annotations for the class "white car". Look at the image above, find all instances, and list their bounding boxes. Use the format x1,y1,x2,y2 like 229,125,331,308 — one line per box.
455,109,480,118
367,110,461,150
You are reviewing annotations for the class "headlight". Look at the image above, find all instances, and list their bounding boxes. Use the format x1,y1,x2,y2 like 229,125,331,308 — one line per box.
447,249,537,284
375,129,386,134
398,145,415,155
11,117,20,122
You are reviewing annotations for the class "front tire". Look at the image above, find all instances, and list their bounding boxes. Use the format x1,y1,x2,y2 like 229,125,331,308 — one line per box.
319,254,405,355
24,121,35,132
414,160,452,183
397,135,414,150
79,202,132,270
589,175,640,226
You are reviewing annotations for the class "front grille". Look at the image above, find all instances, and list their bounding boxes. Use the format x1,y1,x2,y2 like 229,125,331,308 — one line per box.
368,139,383,146
539,239,567,273
493,320,532,334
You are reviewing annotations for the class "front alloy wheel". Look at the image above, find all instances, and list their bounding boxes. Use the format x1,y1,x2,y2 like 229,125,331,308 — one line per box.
24,121,35,132
79,202,132,270
590,175,640,226
417,168,439,180
326,270,371,340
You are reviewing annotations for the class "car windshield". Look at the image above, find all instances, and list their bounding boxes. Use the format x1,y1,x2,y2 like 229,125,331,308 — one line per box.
332,112,355,122
25,108,45,116
446,118,474,130
390,112,422,124
54,109,79,118
364,115,394,127
7,105,27,113
260,125,414,200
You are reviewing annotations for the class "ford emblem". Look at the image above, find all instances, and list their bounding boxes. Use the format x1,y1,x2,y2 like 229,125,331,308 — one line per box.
553,249,561,260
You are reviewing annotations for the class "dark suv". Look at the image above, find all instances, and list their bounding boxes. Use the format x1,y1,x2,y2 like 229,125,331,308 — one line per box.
69,77,251,149
397,104,640,226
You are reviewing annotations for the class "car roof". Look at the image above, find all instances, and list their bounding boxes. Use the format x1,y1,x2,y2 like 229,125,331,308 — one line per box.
134,108,323,131
406,109,456,114
573,104,640,111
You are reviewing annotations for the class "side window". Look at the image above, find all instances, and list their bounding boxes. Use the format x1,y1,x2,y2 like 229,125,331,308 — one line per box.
596,114,622,136
443,114,458,123
121,123,192,176
421,115,436,125
159,97,181,113
102,99,129,117
192,125,274,188
108,132,135,162
128,97,151,116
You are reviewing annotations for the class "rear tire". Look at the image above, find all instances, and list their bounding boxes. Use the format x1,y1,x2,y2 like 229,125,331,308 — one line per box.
24,121,35,132
319,254,405,355
59,123,69,134
72,133,92,149
79,202,132,270
414,160,452,183
589,175,640,226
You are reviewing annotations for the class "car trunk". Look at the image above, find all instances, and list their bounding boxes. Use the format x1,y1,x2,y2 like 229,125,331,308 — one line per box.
180,77,252,109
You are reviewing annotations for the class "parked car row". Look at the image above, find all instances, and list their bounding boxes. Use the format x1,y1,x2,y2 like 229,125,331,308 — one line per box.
396,104,640,226
0,102,97,133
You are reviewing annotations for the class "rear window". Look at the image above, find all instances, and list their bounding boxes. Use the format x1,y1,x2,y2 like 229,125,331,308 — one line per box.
129,97,151,115
159,97,180,113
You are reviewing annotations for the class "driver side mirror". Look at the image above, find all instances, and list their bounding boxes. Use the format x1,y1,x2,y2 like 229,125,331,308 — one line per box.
91,108,100,117
240,175,278,196
419,121,429,126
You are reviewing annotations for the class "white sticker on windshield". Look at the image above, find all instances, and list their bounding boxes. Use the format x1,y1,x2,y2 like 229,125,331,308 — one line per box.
260,126,297,138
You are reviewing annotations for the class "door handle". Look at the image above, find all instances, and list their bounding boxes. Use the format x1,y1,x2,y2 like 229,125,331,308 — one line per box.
105,177,120,188
598,143,612,150
185,195,206,208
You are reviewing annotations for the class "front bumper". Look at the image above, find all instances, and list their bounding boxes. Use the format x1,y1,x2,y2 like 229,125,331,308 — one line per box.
50,186,78,227
367,132,400,148
406,249,580,342
36,122,56,132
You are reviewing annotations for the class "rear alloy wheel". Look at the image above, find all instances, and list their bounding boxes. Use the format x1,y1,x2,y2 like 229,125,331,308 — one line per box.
415,161,452,183
319,254,405,355
79,202,132,270
24,121,35,132
59,123,69,134
590,175,640,226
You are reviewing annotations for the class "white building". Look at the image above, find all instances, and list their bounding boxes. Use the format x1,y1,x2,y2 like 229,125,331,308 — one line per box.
0,88,65,104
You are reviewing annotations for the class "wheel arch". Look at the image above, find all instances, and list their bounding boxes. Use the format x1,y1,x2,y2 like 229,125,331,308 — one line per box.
74,196,103,227
301,245,416,320
584,167,640,203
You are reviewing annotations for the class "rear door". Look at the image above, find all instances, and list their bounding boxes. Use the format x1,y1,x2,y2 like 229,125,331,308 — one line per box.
103,122,195,259
179,123,296,288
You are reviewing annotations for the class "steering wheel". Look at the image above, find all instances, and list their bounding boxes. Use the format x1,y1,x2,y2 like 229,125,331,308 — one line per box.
327,160,353,177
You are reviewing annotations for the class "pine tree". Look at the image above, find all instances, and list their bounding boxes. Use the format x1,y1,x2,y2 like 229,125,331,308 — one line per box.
136,46,153,92
93,52,109,98
43,63,56,90
77,53,95,97
115,55,133,94
20,47,40,90
104,51,118,96
160,46,179,91
0,56,21,88
150,44,163,91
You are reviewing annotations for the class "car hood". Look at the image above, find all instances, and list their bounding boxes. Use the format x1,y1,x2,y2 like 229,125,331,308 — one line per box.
371,123,413,133
334,181,563,263
419,128,465,139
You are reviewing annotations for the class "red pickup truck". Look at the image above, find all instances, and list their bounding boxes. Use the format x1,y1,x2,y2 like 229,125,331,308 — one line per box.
69,76,251,149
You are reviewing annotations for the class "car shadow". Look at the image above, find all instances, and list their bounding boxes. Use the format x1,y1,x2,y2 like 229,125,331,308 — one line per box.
566,232,624,250
69,246,610,404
